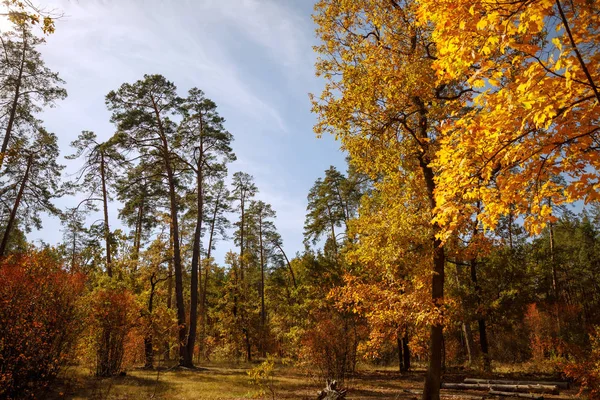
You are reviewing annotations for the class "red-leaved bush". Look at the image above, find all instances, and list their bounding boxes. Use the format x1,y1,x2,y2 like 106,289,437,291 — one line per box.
563,326,600,400
0,250,85,398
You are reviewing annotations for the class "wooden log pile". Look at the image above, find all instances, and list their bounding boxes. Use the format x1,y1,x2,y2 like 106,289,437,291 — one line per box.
440,377,571,399
465,378,570,390
441,383,559,395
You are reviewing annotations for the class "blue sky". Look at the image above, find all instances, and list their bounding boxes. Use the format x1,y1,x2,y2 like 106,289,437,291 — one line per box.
23,0,346,264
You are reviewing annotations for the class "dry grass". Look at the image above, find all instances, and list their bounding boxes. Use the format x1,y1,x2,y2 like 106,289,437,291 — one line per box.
40,362,581,400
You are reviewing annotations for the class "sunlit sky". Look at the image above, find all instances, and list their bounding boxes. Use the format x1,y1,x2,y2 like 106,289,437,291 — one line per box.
22,0,346,264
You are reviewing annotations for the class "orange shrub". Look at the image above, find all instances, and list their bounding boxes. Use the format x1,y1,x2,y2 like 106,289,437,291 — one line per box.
83,284,140,376
0,251,85,398
563,327,600,400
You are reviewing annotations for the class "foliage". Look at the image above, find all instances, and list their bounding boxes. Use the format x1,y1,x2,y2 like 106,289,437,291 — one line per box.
563,326,600,399
0,249,84,398
82,282,140,377
247,355,277,399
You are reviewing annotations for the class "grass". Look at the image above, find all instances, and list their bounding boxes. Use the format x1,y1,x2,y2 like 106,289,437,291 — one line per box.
41,361,582,400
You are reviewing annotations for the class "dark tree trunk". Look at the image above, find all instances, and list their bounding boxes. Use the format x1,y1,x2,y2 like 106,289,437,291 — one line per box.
185,142,204,367
200,189,220,360
413,95,445,400
151,97,186,366
259,213,266,357
470,258,490,371
402,332,411,372
144,276,157,369
100,152,112,277
275,242,297,289
164,222,174,362
0,27,26,171
0,153,32,257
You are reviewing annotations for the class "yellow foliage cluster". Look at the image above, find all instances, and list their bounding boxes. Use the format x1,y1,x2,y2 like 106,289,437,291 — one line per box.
417,0,600,235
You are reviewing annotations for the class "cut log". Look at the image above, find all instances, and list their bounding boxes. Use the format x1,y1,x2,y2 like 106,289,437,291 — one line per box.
489,390,544,399
403,389,485,399
465,378,569,389
317,380,347,400
441,383,559,395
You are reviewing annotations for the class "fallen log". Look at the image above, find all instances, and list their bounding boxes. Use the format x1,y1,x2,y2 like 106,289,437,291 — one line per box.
403,389,485,399
465,378,569,389
441,383,559,395
317,379,346,400
489,390,544,399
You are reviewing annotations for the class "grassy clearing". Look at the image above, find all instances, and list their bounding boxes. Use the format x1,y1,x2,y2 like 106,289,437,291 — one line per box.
42,362,582,400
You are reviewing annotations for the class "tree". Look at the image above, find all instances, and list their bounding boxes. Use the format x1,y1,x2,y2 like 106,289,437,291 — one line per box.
232,171,258,361
106,74,190,365
415,0,600,237
312,1,471,398
178,88,235,366
0,128,63,257
247,200,277,356
60,206,90,270
117,161,166,264
200,177,232,356
67,131,124,277
304,166,354,251
0,24,66,171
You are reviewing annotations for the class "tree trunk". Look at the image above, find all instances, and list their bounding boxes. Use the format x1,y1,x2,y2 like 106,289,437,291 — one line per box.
0,26,26,172
275,242,297,289
414,95,445,400
200,189,220,360
185,141,204,367
259,213,266,357
164,222,174,362
151,97,186,366
0,153,32,257
100,152,112,277
402,331,411,372
144,277,157,369
454,265,473,365
470,259,490,371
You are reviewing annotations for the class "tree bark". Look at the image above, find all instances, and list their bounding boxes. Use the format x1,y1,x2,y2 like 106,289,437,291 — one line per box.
185,135,204,367
100,152,112,277
259,212,266,357
275,242,297,289
470,258,490,371
0,26,26,171
414,94,445,400
151,96,186,366
144,275,157,369
0,153,32,257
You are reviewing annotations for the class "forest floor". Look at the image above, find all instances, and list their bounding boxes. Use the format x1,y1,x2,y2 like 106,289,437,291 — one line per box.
43,362,583,400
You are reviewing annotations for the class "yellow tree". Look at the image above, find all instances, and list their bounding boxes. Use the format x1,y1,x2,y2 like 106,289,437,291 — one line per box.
415,0,600,236
312,1,470,398
335,170,450,373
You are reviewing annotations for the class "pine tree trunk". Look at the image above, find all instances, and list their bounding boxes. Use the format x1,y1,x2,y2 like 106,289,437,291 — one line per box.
185,145,204,367
151,97,186,366
0,153,32,257
0,27,26,171
259,213,266,357
100,152,112,277
144,277,157,369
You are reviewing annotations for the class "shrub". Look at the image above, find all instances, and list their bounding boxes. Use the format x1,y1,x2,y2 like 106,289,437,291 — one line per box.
563,326,600,400
299,311,360,384
83,284,139,377
0,250,84,398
